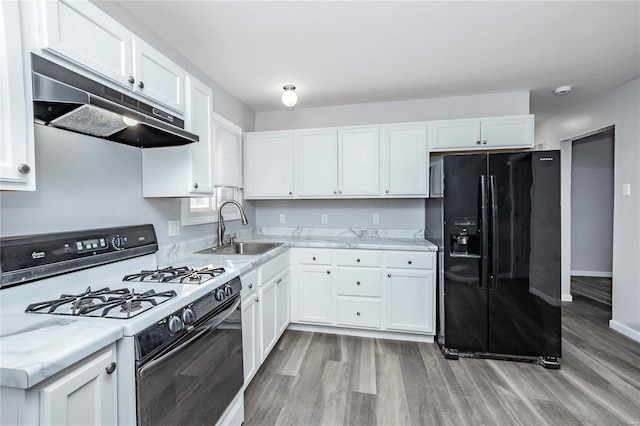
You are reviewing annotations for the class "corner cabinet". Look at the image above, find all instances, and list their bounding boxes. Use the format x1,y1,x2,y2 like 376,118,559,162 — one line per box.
40,0,185,114
142,76,214,197
0,0,36,191
429,115,534,152
244,132,295,199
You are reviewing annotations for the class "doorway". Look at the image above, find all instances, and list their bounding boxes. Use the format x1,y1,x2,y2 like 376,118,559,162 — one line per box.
569,128,614,313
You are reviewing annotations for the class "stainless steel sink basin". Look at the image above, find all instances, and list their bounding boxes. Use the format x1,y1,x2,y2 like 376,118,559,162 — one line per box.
194,242,283,256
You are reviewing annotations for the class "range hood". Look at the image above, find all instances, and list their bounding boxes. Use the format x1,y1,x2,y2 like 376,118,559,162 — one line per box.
31,54,199,148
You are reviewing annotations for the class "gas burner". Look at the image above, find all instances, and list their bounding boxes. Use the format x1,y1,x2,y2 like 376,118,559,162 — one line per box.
25,287,177,319
123,266,225,284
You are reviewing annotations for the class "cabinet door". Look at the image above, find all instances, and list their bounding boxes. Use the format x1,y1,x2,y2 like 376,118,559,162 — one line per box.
244,132,295,198
241,294,260,384
276,271,290,336
186,76,214,194
41,0,132,87
383,124,428,196
428,119,482,151
133,38,185,113
298,129,338,196
0,0,35,191
480,115,534,149
298,266,333,324
41,345,117,425
386,269,434,333
338,127,380,196
259,278,278,362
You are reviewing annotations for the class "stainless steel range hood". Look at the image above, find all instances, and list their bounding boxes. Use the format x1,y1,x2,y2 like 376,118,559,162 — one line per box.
31,54,199,148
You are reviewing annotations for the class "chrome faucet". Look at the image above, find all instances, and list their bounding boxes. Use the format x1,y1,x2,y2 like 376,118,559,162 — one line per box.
217,200,248,246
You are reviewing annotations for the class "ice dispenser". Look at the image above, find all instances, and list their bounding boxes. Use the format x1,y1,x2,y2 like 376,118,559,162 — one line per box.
448,218,480,257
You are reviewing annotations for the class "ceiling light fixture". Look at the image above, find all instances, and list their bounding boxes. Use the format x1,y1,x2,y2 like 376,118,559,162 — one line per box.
282,85,297,107
553,85,572,96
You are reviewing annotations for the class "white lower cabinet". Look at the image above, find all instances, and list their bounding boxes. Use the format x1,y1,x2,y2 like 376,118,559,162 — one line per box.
241,252,289,386
292,248,436,337
40,344,117,425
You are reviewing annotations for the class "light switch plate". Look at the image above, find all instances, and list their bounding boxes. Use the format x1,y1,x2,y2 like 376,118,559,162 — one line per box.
373,213,380,224
321,214,328,224
622,183,631,197
168,220,180,237
280,214,286,224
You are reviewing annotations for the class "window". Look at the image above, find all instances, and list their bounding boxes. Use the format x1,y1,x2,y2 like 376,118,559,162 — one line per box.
181,113,244,226
181,187,243,226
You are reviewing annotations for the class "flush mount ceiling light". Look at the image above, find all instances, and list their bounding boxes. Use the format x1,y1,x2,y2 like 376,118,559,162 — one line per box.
282,85,297,107
553,85,572,96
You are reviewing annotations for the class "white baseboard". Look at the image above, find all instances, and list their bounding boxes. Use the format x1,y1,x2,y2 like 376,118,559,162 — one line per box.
562,293,573,302
609,320,640,343
571,270,612,278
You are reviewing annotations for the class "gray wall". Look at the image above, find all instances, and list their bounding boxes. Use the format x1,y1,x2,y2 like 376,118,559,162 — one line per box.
536,77,640,342
255,199,424,229
570,130,614,275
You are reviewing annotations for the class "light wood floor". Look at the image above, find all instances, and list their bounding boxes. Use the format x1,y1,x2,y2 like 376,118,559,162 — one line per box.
244,296,640,426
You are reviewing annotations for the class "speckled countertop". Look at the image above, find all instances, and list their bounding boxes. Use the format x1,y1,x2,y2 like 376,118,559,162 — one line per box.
0,227,437,389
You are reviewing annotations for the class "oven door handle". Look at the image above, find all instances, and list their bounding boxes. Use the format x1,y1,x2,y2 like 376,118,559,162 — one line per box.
138,296,241,379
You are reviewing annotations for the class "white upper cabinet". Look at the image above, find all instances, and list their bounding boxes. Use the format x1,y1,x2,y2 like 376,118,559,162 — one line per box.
244,132,295,198
429,115,534,151
40,0,185,114
0,0,35,191
298,126,380,197
141,75,214,197
382,123,428,197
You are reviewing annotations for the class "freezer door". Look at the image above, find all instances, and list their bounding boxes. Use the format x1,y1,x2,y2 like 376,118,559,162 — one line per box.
487,151,561,358
443,154,489,352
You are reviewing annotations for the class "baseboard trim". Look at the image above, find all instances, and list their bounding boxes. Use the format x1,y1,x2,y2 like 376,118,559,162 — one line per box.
562,293,573,302
571,270,612,278
609,320,640,343
287,323,434,343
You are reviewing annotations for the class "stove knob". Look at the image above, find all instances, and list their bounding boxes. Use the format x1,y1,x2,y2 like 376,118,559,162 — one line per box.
112,236,125,250
182,308,195,324
168,315,184,334
214,288,226,301
224,284,233,296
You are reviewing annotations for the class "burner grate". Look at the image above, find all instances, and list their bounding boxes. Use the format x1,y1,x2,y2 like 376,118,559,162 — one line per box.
123,266,225,284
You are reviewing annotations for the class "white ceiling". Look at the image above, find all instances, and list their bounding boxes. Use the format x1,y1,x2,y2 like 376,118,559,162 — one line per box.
115,1,640,123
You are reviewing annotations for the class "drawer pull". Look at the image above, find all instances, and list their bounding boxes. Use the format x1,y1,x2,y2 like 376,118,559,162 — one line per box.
277,278,282,284
387,273,391,278
255,298,259,303
105,362,117,375
356,312,361,316
327,270,331,274
408,260,412,265
356,281,361,285
313,257,316,261
356,258,361,263
248,283,253,289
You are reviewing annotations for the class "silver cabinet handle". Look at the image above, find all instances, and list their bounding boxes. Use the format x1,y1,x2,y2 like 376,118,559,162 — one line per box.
356,312,361,316
289,191,292,195
105,362,117,374
17,164,31,175
193,183,199,189
327,270,331,274
138,81,145,89
408,260,412,265
476,140,481,145
255,298,259,303
312,257,316,261
248,283,253,289
277,278,282,284
128,76,135,84
333,190,337,194
482,140,487,145
356,281,361,285
338,190,342,194
387,273,391,277
356,258,361,263
385,189,389,194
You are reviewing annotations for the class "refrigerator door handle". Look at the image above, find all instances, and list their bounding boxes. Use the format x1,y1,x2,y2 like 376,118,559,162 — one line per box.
490,175,499,290
480,175,489,290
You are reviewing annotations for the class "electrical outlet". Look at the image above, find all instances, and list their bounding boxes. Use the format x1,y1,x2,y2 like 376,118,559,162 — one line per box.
321,214,328,224
280,214,286,224
168,220,180,237
372,213,380,224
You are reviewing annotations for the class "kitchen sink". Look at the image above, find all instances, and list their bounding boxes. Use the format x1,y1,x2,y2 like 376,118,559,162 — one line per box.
194,242,283,256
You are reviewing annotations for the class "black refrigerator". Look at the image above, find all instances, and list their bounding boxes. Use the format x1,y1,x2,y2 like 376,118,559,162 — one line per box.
439,150,561,369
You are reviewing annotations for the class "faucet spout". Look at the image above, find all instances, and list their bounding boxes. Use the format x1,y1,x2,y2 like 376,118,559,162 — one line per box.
217,200,249,246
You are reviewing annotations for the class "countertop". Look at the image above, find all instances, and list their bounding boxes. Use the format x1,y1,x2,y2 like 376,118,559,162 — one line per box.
1,228,437,389
0,314,123,388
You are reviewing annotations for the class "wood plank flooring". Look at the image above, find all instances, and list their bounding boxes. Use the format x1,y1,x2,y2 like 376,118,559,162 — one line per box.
244,296,640,426
571,276,612,307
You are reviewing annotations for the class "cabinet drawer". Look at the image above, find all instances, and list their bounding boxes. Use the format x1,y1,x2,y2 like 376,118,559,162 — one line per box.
337,249,381,267
241,268,259,295
297,248,332,265
337,268,381,297
337,297,381,329
385,251,434,270
262,252,289,283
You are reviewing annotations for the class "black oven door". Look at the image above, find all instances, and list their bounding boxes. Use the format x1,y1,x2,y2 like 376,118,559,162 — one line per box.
136,295,243,426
